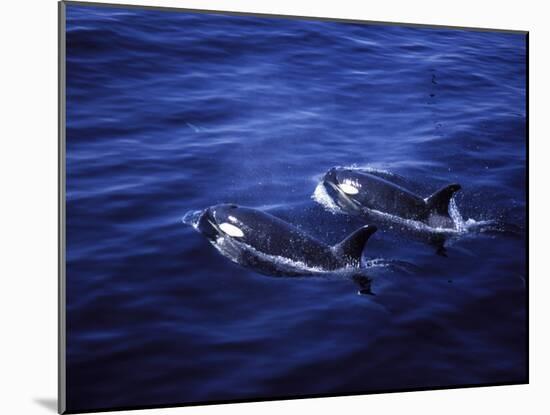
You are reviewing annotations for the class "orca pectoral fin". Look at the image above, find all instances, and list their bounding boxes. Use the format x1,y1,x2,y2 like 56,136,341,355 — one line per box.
333,225,377,263
425,184,461,217
351,274,375,296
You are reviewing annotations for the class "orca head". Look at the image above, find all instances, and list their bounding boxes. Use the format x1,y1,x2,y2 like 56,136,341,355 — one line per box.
197,204,249,242
323,167,364,207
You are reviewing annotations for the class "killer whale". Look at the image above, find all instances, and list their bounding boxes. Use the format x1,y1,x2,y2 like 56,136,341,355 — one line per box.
195,204,377,275
322,167,461,229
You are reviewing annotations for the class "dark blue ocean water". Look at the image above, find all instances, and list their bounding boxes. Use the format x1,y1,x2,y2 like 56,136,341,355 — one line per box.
65,4,527,412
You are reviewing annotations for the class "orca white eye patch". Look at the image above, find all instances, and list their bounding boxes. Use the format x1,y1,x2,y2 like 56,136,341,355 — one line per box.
338,182,359,195
219,222,244,237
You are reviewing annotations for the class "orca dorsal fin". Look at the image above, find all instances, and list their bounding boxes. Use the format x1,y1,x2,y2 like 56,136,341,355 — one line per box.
333,225,377,263
425,184,461,216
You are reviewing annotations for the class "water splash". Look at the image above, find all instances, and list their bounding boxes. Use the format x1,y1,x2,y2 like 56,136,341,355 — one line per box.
346,164,396,176
364,258,420,274
359,199,496,236
181,210,203,228
311,181,343,215
449,197,466,232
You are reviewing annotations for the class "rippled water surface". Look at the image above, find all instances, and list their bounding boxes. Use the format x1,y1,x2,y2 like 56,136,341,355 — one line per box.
65,4,527,412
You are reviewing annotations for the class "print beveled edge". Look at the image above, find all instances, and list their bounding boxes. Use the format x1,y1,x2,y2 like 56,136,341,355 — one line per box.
59,1,67,414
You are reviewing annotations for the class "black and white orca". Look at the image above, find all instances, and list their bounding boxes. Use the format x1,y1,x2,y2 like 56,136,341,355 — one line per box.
322,167,461,229
196,204,377,275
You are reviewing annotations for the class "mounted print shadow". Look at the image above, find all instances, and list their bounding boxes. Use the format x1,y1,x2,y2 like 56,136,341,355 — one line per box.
59,1,528,413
